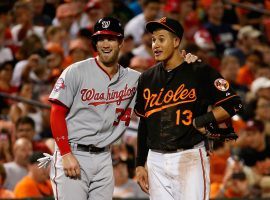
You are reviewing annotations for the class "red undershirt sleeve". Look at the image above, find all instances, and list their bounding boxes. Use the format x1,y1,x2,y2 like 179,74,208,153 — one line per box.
50,102,71,156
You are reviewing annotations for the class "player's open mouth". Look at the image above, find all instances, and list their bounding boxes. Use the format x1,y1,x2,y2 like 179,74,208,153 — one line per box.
102,49,113,54
154,50,162,57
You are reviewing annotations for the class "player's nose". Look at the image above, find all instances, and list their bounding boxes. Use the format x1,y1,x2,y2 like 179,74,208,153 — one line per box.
152,41,160,50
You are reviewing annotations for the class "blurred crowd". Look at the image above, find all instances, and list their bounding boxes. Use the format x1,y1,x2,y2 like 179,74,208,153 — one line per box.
0,0,270,199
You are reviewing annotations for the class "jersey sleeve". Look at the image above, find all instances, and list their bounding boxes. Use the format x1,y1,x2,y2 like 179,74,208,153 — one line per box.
134,75,145,118
49,65,79,108
201,65,238,105
136,117,149,166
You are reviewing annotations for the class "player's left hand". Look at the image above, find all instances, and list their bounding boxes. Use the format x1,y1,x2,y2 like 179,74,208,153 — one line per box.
181,50,201,63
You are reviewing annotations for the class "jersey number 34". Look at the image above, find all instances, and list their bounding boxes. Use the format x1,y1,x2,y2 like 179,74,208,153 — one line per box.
113,108,132,126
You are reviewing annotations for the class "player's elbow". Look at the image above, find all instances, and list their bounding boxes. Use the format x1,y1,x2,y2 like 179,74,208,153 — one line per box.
219,96,244,117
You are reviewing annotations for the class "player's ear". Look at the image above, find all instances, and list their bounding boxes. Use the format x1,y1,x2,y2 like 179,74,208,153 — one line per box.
173,37,181,48
118,38,124,49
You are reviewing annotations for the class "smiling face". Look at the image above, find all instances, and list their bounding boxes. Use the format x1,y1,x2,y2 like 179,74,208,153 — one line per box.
96,35,123,66
151,29,180,62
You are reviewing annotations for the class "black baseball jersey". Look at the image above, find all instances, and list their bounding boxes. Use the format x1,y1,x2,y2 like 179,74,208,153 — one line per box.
135,61,241,165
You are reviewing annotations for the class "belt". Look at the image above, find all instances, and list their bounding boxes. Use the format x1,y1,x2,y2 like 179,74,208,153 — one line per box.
76,144,109,153
151,141,205,154
151,148,189,153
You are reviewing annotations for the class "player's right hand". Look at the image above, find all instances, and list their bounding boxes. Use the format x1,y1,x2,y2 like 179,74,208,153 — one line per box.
181,50,201,63
136,166,149,194
62,153,81,179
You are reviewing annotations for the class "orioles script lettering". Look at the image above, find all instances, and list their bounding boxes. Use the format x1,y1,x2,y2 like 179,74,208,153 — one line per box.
143,84,197,117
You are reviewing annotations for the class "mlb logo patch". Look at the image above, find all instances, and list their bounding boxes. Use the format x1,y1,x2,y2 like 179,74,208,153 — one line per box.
54,78,66,92
214,78,229,91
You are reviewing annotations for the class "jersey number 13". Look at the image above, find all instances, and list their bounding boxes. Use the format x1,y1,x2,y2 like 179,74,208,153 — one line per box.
176,109,193,126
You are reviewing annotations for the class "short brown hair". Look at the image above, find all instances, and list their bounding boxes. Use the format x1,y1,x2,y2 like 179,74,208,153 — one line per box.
16,116,35,130
143,0,161,6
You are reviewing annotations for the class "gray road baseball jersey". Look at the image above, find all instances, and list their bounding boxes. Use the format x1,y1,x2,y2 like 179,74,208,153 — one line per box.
49,57,140,147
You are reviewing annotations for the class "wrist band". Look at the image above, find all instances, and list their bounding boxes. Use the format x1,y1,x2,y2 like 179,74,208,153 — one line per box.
194,111,216,128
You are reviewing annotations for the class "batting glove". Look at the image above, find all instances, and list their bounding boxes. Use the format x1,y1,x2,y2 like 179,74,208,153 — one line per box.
37,153,53,168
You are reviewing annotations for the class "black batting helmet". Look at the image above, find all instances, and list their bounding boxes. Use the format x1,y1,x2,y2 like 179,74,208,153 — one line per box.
91,17,124,40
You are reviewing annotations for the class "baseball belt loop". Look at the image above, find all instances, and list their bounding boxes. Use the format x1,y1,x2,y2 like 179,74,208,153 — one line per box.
70,142,77,151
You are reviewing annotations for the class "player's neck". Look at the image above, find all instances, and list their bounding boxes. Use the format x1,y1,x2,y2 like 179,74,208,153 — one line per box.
96,57,119,78
163,51,184,71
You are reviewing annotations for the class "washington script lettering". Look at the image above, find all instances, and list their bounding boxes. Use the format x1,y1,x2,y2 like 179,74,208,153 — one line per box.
81,84,136,106
143,84,197,117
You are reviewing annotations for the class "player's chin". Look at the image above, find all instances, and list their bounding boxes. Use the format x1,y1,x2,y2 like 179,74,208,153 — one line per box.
100,54,113,62
154,56,164,62
154,53,161,59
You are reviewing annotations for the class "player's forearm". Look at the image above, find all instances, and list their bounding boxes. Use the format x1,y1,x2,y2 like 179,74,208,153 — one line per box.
136,118,149,167
212,106,230,122
193,106,230,128
50,103,71,156
136,147,149,167
194,95,243,128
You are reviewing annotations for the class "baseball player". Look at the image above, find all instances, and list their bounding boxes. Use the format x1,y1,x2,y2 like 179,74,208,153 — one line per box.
47,17,140,200
135,17,243,200
39,16,199,200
